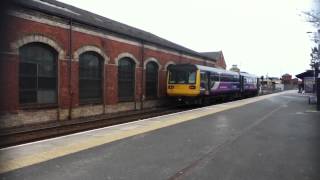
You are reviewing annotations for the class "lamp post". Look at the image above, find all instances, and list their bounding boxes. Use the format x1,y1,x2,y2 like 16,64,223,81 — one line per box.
311,46,320,110
317,57,320,111
311,49,319,110
308,30,320,110
316,29,320,111
315,63,319,110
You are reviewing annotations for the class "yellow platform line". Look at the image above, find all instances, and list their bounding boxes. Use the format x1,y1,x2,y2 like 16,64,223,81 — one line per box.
0,91,289,174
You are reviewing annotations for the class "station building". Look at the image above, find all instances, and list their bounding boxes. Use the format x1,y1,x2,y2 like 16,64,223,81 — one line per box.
200,51,227,69
0,0,220,129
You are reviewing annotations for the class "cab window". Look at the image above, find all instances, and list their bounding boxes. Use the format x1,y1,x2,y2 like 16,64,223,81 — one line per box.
169,70,196,84
188,71,196,84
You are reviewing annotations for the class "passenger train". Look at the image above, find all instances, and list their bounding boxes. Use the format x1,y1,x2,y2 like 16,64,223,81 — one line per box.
167,64,260,105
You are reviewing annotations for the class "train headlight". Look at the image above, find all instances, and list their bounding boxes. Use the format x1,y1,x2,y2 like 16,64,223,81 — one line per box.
168,85,174,89
189,85,196,89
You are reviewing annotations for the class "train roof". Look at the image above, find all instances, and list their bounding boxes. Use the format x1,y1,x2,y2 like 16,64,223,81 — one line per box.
169,64,258,78
240,72,258,78
195,65,239,76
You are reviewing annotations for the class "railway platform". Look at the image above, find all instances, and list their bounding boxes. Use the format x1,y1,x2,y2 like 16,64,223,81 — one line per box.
0,90,319,180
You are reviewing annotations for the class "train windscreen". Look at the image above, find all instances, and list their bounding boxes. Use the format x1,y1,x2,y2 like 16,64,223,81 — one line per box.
169,70,196,84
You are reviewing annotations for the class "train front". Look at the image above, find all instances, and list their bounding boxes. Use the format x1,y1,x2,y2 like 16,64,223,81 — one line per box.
166,64,201,98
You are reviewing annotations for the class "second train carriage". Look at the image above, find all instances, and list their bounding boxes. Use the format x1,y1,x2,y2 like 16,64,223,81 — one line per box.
167,64,259,105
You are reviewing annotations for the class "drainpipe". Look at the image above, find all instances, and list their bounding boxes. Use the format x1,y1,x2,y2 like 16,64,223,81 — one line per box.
57,53,61,121
68,19,73,120
102,38,107,114
140,41,145,110
102,59,106,114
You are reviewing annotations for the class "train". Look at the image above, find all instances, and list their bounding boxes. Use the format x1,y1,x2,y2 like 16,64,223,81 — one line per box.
166,64,260,105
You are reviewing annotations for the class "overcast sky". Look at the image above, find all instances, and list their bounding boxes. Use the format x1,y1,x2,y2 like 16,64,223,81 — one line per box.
58,0,317,78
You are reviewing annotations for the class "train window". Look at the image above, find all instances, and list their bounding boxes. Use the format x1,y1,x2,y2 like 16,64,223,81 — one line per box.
214,75,220,81
118,57,135,101
220,76,225,82
79,52,103,103
200,73,208,89
209,74,219,87
169,71,185,84
220,74,233,82
245,77,255,84
19,42,57,105
210,76,215,87
169,70,196,84
146,62,158,98
210,73,219,81
244,77,248,83
233,75,240,82
168,72,176,83
188,72,196,84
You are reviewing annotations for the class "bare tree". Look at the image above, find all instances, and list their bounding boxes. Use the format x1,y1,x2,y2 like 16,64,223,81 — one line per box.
303,0,320,110
304,12,320,27
302,0,320,27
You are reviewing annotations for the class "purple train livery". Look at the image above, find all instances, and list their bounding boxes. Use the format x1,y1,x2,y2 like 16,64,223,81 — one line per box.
167,64,259,105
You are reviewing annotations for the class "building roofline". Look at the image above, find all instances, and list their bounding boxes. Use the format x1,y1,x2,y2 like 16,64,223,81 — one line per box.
11,0,216,62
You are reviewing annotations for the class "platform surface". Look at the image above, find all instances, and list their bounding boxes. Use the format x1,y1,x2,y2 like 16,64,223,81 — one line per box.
1,91,320,180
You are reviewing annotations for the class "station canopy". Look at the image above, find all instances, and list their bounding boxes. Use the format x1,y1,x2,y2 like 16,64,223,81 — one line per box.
295,70,314,79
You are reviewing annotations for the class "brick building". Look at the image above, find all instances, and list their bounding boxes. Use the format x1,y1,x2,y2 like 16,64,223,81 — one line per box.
281,73,292,84
0,0,218,128
200,51,226,69
281,73,299,90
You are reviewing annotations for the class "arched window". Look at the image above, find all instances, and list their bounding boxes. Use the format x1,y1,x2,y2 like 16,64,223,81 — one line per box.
146,62,158,98
79,52,103,103
19,43,58,105
167,64,174,70
118,57,135,101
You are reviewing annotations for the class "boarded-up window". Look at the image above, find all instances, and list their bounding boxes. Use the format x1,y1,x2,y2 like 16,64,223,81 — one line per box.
146,62,158,98
19,43,57,105
118,57,135,101
79,52,103,103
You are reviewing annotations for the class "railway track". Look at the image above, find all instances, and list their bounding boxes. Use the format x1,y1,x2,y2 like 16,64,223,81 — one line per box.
0,92,275,148
0,106,191,148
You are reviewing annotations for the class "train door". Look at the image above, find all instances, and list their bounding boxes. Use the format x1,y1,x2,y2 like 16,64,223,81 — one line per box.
200,71,209,95
240,75,244,93
257,77,260,94
209,72,219,95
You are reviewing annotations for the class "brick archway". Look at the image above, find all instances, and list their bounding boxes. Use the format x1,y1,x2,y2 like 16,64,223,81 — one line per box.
114,52,139,66
164,61,176,70
73,45,109,64
143,57,161,70
10,34,65,59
